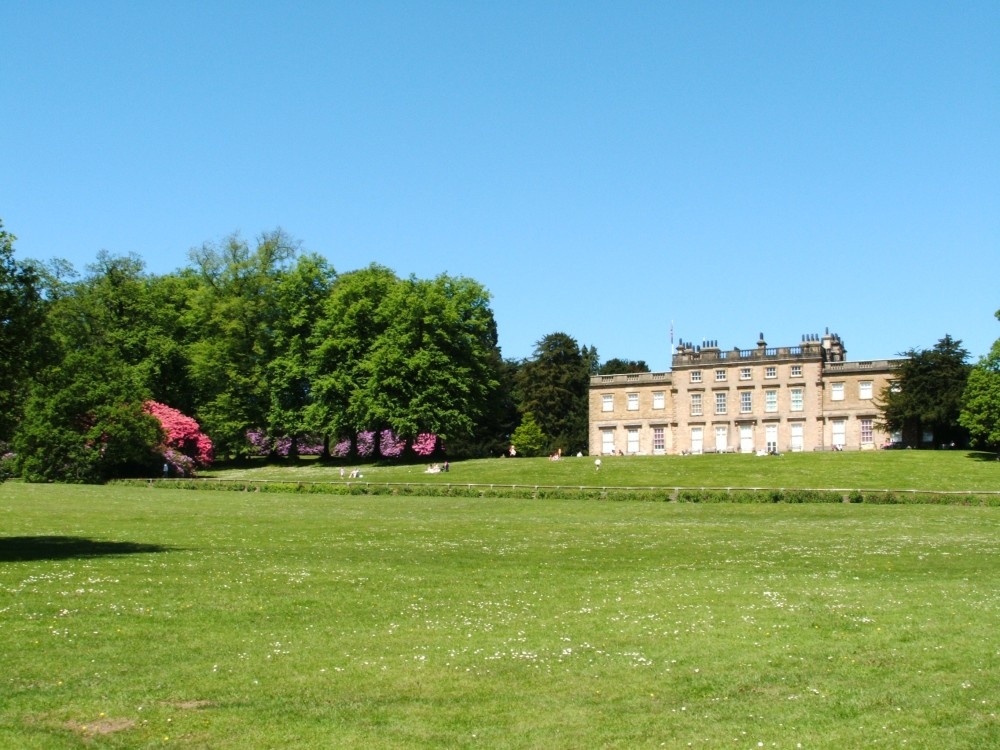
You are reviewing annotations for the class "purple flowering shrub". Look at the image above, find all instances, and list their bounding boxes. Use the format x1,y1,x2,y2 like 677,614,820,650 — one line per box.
330,439,351,458
356,430,376,457
246,430,325,457
379,429,406,458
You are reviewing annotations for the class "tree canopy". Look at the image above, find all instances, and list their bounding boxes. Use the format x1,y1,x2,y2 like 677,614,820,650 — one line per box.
878,334,971,447
960,310,1000,454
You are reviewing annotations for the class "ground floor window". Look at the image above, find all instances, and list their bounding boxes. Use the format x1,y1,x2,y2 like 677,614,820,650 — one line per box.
860,418,873,445
765,424,778,453
652,427,665,454
601,429,615,455
627,428,640,454
790,423,804,452
691,427,703,454
715,425,728,452
832,419,846,449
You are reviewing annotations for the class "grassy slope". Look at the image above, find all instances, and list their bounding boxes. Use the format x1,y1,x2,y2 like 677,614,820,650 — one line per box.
198,450,1000,493
1,482,998,748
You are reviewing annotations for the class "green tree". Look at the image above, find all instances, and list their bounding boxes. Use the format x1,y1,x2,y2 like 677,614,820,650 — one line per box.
185,230,298,457
0,220,47,441
510,412,547,457
264,253,337,456
878,334,972,447
515,332,592,454
14,350,160,482
960,311,1000,454
349,274,502,448
598,357,650,375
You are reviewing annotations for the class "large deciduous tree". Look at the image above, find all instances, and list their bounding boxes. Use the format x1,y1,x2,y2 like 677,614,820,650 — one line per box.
0,220,47,442
960,311,1000,455
878,334,971,447
515,332,592,454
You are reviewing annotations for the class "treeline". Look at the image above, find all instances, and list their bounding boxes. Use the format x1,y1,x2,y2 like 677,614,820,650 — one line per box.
0,222,622,482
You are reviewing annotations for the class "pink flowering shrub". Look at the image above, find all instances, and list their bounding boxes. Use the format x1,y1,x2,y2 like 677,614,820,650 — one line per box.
356,430,376,457
379,429,406,458
412,432,438,456
144,401,213,475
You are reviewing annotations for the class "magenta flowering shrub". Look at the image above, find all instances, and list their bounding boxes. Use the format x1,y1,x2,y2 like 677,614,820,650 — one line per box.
412,432,438,456
247,429,271,456
379,429,406,458
356,430,376,457
331,439,351,458
246,430,325,457
144,401,213,475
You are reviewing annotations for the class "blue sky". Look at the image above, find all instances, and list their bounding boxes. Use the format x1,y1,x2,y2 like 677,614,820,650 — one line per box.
3,1,998,369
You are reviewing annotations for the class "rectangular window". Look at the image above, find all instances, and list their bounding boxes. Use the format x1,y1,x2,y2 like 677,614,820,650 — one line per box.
601,394,613,412
601,429,615,455
690,370,702,383
715,425,728,452
739,367,751,381
715,392,727,415
652,427,665,454
627,428,640,454
859,381,873,400
831,382,845,401
790,387,804,412
740,391,752,413
765,424,778,453
765,366,777,379
832,419,846,448
715,369,727,382
790,423,804,452
690,393,703,416
691,427,703,454
627,393,639,411
861,418,873,444
790,365,802,378
765,390,778,413
652,391,665,409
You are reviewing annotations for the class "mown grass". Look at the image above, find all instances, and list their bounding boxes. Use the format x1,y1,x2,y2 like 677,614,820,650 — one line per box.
198,449,1000,493
2,482,998,749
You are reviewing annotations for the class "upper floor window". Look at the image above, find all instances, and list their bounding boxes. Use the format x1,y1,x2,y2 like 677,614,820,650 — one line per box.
790,387,804,412
740,391,753,413
790,365,802,378
764,389,778,413
690,370,702,383
715,369,727,382
690,393,703,416
601,394,613,412
739,367,751,381
831,382,845,401
764,366,777,379
627,393,639,411
715,392,727,415
859,381,873,400
652,391,665,409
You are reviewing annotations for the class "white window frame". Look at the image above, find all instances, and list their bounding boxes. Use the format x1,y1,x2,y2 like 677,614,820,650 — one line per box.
790,365,802,378
652,391,665,409
859,381,873,400
601,394,613,412
831,382,845,401
790,387,804,412
764,366,777,379
652,427,665,454
740,391,752,413
627,427,640,454
690,370,702,383
715,392,727,415
601,429,615,455
627,392,639,411
860,418,873,445
739,367,751,381
715,369,727,382
765,389,778,413
690,393,703,416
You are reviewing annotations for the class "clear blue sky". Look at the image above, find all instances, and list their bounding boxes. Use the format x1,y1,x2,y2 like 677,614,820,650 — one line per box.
3,1,998,369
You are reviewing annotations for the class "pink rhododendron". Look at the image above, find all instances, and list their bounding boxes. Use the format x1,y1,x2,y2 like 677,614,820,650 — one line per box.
144,401,214,473
356,430,375,457
412,432,438,456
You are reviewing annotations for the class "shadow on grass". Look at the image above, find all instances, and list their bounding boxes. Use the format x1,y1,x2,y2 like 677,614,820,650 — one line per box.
0,536,177,562
966,451,1000,463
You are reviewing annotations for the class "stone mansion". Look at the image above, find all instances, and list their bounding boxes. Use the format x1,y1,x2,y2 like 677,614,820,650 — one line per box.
589,331,900,456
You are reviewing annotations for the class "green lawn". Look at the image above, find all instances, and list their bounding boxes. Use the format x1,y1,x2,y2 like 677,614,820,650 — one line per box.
2,482,998,748
198,449,1000,494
